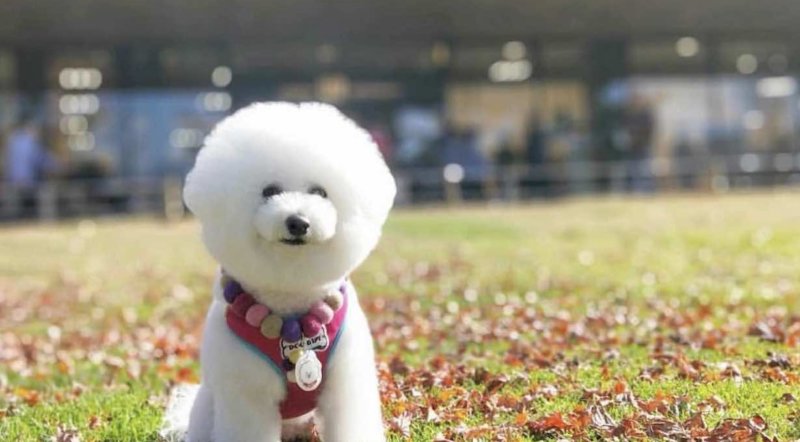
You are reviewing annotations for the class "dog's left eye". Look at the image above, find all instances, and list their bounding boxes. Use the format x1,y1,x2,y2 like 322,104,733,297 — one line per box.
308,186,327,198
262,184,283,199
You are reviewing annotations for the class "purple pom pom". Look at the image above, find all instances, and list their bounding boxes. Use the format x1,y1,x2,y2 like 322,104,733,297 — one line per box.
223,281,242,304
281,318,302,342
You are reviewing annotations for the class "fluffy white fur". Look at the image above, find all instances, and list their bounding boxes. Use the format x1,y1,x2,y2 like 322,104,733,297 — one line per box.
171,102,395,442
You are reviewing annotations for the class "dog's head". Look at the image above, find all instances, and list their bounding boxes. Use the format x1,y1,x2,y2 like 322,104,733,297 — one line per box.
184,102,396,292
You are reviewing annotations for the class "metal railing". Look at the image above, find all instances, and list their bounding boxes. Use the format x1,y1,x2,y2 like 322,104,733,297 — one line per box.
1,152,799,221
395,152,800,204
0,177,185,222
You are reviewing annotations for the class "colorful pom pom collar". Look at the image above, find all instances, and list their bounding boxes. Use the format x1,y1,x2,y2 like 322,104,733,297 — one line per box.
221,272,349,419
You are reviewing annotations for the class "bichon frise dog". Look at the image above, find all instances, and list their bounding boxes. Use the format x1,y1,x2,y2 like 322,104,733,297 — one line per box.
176,102,395,442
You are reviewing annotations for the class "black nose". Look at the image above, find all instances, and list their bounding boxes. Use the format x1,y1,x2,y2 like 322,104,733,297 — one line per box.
285,215,310,237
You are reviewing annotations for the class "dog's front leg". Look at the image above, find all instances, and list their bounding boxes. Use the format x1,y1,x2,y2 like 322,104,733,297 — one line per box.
317,308,385,442
212,387,282,442
186,383,214,442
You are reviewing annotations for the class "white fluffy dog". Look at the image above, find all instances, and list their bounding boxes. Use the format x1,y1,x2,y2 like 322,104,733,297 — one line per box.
176,102,395,442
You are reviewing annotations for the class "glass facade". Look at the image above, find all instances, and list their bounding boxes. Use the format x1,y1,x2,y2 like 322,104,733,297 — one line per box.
0,37,799,189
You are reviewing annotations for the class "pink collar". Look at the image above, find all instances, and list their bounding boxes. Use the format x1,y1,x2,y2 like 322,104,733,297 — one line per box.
222,278,349,419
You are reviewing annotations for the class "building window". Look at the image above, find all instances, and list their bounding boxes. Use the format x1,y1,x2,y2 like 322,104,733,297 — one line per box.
629,38,706,74
161,47,227,87
540,42,584,76
0,51,15,90
718,41,791,75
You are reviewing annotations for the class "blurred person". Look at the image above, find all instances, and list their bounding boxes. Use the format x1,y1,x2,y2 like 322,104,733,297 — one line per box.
493,129,517,167
621,93,656,193
3,116,56,187
525,114,546,166
393,106,441,167
440,122,488,177
673,134,697,190
440,122,489,199
591,99,627,193
567,120,593,194
545,111,578,197
522,114,549,197
494,144,516,167
366,120,394,165
493,131,518,200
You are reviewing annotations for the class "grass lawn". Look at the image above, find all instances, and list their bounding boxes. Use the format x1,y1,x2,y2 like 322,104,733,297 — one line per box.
2,192,800,440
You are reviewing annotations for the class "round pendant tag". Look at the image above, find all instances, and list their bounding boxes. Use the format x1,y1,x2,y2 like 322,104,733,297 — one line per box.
294,351,322,391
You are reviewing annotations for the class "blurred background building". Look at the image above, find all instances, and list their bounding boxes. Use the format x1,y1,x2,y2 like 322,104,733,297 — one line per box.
2,0,800,218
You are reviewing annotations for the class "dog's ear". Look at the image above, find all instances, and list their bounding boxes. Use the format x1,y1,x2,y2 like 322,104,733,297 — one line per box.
182,160,209,221
183,144,226,223
299,102,397,225
363,152,397,226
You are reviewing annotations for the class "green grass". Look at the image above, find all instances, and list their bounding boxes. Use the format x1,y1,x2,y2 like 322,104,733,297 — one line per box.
2,192,800,440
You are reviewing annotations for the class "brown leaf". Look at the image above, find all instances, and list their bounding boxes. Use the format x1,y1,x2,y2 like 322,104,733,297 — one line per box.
527,412,570,435
387,413,411,437
54,424,81,442
612,417,647,438
749,319,784,343
683,412,706,432
720,363,742,379
87,414,102,429
642,416,689,438
426,407,440,423
484,374,508,396
588,404,616,430
388,356,409,376
514,410,528,426
174,367,198,383
612,379,628,395
14,387,40,406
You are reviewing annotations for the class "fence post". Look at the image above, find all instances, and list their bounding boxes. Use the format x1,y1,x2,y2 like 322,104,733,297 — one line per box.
394,175,411,206
37,182,58,222
1,186,22,219
128,178,148,213
709,157,730,193
163,177,185,222
502,166,520,201
442,165,464,205
610,161,627,193
444,182,462,204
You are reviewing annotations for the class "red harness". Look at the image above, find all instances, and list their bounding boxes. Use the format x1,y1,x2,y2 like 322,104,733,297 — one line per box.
225,286,349,419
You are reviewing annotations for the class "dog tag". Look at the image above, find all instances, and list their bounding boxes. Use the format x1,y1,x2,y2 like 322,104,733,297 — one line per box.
294,351,322,391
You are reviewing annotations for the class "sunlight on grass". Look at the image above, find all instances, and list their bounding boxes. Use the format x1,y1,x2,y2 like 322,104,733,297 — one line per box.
2,192,800,440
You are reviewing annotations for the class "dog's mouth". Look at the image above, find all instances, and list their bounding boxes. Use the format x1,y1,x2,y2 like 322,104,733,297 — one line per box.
280,238,307,246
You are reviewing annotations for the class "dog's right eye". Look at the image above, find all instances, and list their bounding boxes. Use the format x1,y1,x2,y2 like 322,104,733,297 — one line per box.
261,184,283,199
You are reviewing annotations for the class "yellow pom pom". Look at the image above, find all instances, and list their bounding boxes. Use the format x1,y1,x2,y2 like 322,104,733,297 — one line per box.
325,291,343,310
289,349,303,364
260,315,283,338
